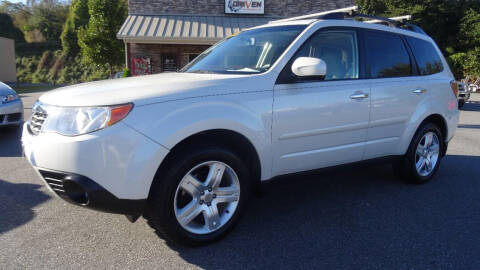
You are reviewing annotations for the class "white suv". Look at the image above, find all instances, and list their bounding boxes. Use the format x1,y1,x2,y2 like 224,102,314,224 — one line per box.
22,9,459,246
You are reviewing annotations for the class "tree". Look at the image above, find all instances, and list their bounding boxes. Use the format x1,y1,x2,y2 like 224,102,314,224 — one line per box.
0,12,25,42
78,0,127,77
61,0,89,57
25,3,68,41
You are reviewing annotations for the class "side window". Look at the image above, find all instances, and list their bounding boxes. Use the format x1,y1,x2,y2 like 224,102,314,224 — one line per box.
364,31,411,78
406,36,444,75
293,30,359,81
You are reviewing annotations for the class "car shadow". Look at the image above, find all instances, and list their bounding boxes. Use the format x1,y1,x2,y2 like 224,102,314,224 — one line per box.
0,179,51,234
462,100,480,111
458,124,480,129
167,154,480,269
0,124,23,157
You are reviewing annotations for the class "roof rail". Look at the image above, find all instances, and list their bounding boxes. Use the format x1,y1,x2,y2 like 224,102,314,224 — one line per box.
269,6,426,35
365,15,412,25
269,6,358,23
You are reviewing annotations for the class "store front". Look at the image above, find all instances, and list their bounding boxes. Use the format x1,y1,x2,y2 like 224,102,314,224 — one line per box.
117,0,354,75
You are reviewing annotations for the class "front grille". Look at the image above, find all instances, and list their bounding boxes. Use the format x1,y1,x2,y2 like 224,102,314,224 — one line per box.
39,170,67,195
7,113,21,122
30,103,48,135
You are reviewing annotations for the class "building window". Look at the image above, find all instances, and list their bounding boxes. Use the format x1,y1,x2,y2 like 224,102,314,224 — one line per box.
188,54,199,62
163,53,177,72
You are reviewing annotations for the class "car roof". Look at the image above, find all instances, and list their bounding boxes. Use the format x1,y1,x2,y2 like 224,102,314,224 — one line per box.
253,18,432,43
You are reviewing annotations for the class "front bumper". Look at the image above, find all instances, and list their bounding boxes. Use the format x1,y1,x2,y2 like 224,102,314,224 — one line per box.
0,99,23,126
22,121,169,214
37,168,146,215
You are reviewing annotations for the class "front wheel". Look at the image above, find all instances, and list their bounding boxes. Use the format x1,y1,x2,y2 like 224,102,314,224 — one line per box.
458,99,465,109
145,145,250,246
393,123,444,184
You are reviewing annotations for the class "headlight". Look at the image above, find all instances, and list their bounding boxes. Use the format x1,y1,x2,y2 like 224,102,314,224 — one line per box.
0,93,18,104
39,103,133,136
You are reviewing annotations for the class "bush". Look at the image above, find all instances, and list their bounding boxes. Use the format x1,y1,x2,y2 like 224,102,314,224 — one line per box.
16,56,40,83
32,50,56,83
122,68,131,77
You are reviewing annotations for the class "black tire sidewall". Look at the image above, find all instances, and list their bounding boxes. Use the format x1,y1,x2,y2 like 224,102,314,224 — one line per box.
147,145,250,246
406,123,444,183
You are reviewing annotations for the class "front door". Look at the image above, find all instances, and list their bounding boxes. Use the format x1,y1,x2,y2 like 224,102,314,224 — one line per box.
272,29,371,176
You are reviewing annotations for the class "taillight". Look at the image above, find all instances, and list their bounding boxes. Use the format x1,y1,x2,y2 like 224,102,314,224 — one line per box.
450,81,459,97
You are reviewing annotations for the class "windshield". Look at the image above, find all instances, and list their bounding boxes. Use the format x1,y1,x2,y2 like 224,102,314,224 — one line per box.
182,25,306,74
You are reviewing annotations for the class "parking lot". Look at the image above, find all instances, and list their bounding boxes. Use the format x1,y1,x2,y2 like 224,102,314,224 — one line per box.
1,91,480,269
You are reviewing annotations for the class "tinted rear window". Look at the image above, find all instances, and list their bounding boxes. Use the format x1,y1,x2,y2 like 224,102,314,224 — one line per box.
406,37,443,75
365,31,412,78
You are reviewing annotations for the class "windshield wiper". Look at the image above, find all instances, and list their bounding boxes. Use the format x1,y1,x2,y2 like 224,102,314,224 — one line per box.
226,67,262,73
188,70,219,74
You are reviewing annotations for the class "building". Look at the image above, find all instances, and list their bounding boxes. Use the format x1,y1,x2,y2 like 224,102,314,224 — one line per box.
0,37,17,83
117,0,354,75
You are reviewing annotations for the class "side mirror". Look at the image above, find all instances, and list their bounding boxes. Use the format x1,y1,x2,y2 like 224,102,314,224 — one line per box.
291,57,327,78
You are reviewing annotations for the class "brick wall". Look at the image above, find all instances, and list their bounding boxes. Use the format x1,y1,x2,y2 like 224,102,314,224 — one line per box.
128,0,355,17
129,43,210,73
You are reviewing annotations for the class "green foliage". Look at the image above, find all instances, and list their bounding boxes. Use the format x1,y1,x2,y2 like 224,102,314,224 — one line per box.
15,41,61,57
57,55,109,84
25,3,69,41
122,68,131,77
32,50,55,83
0,12,25,42
78,0,127,76
16,55,39,82
60,0,89,58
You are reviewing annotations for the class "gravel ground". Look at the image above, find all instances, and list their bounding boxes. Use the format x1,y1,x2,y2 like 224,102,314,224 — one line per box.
1,91,479,269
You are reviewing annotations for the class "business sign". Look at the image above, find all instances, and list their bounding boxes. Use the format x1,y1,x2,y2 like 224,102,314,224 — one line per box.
225,0,264,14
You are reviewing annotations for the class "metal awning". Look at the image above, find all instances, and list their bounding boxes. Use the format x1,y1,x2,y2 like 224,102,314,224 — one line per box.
117,14,276,45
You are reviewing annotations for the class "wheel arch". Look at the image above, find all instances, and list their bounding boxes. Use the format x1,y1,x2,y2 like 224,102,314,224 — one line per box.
405,113,448,157
148,129,263,200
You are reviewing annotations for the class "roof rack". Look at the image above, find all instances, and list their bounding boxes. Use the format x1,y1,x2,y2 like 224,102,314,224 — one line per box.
269,6,358,23
270,6,426,35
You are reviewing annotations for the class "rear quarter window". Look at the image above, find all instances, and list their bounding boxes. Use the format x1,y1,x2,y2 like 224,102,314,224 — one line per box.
406,37,444,75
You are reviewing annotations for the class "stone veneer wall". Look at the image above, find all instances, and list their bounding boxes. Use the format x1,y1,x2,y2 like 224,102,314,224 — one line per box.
128,0,355,17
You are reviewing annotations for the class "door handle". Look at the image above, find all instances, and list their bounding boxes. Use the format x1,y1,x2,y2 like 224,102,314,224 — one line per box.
413,88,427,94
350,92,369,99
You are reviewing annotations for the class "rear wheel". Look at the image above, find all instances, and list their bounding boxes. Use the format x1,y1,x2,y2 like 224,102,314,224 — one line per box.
393,123,443,184
145,145,250,246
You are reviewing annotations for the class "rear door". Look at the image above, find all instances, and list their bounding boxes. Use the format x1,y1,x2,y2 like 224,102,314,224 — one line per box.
362,30,427,159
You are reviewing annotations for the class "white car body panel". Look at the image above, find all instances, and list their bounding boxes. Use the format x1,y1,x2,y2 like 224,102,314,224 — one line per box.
272,80,371,175
22,122,168,199
22,18,459,201
123,89,274,180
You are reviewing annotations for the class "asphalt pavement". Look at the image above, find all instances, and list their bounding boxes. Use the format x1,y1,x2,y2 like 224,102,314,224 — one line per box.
1,91,480,269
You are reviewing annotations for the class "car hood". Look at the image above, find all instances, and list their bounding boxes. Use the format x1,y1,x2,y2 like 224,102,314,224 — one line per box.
39,72,274,107
0,82,15,96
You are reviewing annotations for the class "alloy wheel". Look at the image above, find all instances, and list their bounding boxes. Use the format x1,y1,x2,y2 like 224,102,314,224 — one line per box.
415,132,440,177
173,161,241,235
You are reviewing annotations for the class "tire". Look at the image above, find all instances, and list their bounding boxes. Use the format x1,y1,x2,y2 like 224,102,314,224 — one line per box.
393,123,444,184
458,99,465,109
145,144,250,246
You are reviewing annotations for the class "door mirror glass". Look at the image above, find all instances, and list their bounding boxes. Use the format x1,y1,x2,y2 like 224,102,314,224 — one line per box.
291,57,327,78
